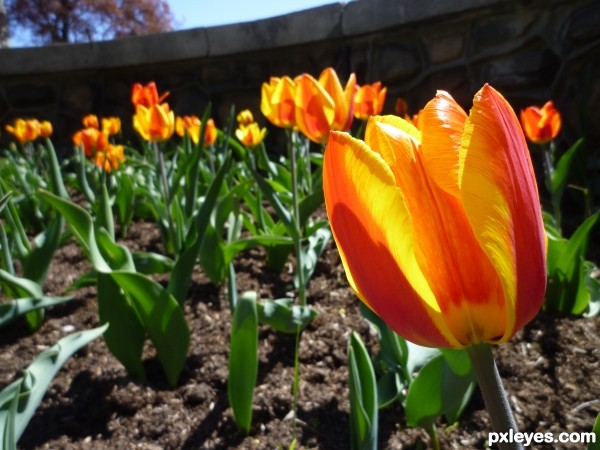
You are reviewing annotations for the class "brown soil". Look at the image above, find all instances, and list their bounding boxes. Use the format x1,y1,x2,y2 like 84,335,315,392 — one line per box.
0,220,598,450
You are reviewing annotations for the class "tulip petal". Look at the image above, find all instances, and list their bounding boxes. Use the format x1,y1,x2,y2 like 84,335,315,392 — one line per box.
460,84,546,342
324,130,461,348
420,91,468,198
366,116,508,346
295,74,335,143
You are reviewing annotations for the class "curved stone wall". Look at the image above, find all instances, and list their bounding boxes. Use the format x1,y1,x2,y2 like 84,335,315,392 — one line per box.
0,0,599,154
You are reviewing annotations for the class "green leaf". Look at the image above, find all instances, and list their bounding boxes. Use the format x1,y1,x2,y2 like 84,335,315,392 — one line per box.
296,226,331,290
97,183,115,241
0,192,11,213
248,166,300,242
587,412,600,450
405,353,476,428
132,251,174,275
0,324,107,449
257,297,318,334
21,215,63,286
97,273,146,380
38,190,110,272
114,172,135,236
168,152,232,304
228,291,259,434
198,222,227,284
348,331,378,450
584,262,600,317
0,296,73,328
551,138,583,197
110,271,190,387
377,371,403,409
0,269,43,299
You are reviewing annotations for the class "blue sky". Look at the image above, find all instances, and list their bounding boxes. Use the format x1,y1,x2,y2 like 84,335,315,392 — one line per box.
10,0,342,47
168,0,341,28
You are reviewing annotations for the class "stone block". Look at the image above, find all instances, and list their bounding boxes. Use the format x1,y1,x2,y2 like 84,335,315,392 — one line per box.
562,2,600,43
371,44,421,84
470,9,537,56
425,32,465,64
6,82,57,110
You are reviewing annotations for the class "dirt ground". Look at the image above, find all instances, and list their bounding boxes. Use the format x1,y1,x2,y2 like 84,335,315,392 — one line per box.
0,220,598,450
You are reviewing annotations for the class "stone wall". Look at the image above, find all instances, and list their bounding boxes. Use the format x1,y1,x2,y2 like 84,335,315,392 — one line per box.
0,0,599,155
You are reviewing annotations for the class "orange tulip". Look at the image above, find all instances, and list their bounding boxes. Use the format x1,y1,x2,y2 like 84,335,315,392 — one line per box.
94,144,125,172
131,82,169,108
294,68,356,143
82,114,99,129
175,115,201,145
394,97,408,117
235,122,267,147
5,118,41,144
519,101,561,144
39,120,53,138
202,118,218,147
133,103,175,142
294,74,335,144
354,82,387,120
261,76,297,128
317,67,356,131
323,84,546,349
236,109,255,126
72,128,109,157
102,117,122,135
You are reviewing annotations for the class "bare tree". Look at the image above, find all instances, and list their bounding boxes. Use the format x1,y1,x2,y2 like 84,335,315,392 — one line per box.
6,0,175,45
0,0,8,47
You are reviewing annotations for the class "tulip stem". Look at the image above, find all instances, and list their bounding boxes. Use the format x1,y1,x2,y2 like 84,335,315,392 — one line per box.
467,343,524,450
287,129,306,307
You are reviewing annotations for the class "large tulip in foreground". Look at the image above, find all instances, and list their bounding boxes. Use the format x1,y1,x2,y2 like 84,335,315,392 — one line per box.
324,84,546,349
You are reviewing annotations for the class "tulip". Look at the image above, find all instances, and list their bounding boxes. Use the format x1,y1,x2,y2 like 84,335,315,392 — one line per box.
82,114,99,129
131,81,169,107
520,100,561,144
133,103,175,142
235,122,267,147
5,118,41,144
394,97,408,117
175,115,201,145
294,74,335,144
202,118,218,147
354,81,387,120
236,109,254,126
72,128,109,157
261,76,297,128
39,120,53,138
323,84,546,349
317,67,356,131
94,144,125,172
102,117,122,135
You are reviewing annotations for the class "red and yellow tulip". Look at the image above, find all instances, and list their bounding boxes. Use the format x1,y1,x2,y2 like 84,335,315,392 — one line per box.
294,68,356,143
102,117,122,135
323,84,546,349
261,76,297,129
520,100,561,144
235,122,267,147
175,115,201,145
94,144,125,172
354,81,387,120
5,118,41,144
236,109,255,126
72,127,109,157
39,120,53,139
82,114,99,129
131,81,169,108
133,103,175,142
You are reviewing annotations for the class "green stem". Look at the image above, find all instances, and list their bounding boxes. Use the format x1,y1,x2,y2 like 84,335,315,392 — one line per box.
287,130,306,307
424,422,440,450
467,344,524,450
291,326,301,440
542,143,561,232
